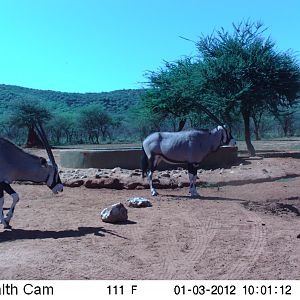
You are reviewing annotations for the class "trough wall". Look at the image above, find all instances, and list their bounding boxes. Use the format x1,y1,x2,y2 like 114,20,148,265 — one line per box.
60,146,238,170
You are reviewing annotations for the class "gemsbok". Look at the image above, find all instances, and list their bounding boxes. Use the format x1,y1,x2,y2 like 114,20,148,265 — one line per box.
0,124,63,229
141,125,236,197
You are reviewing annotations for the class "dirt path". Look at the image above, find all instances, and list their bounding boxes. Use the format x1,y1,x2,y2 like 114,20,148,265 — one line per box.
0,156,299,280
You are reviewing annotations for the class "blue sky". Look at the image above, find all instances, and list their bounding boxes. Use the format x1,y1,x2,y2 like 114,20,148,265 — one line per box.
0,0,299,93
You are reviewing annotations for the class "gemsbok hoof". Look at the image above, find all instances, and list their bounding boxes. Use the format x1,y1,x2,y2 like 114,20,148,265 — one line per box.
4,223,12,230
190,193,200,198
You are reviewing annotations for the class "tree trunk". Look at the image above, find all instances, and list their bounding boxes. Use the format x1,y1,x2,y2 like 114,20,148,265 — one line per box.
25,126,44,148
253,123,261,140
252,117,261,140
242,111,256,156
177,119,186,131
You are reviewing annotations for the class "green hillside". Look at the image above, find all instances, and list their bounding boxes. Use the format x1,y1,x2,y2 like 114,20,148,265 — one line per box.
0,83,299,146
0,84,144,115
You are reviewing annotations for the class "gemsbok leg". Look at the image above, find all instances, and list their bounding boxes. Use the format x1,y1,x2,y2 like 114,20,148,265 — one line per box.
187,164,199,197
0,182,19,229
147,155,161,196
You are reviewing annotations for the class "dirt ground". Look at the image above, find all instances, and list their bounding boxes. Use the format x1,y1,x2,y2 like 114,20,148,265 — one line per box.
0,143,300,280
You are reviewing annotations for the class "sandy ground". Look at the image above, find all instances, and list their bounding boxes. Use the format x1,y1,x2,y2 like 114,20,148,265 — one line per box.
0,147,300,280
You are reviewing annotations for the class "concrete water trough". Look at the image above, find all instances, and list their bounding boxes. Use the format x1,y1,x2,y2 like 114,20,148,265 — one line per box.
60,146,238,170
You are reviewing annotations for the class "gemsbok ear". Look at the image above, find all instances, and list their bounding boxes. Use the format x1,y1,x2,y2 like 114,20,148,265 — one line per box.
39,157,48,167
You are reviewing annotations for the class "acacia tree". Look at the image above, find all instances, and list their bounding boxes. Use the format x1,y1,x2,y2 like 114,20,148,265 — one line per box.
141,58,238,132
79,104,114,143
197,21,300,155
142,58,199,131
10,99,51,147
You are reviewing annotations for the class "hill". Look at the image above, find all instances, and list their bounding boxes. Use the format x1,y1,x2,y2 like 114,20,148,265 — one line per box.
0,84,144,115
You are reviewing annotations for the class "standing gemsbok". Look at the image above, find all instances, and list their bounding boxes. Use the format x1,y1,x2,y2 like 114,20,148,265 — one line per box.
141,125,236,197
0,123,63,229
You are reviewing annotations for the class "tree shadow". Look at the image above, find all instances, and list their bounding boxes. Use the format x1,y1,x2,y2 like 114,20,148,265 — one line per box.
0,226,128,242
161,194,246,202
277,203,300,216
252,151,300,159
200,196,247,202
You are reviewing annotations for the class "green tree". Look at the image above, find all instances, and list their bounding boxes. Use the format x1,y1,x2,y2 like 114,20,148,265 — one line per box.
78,104,114,143
46,113,78,144
129,104,167,140
142,58,199,131
9,99,52,147
196,21,300,155
61,112,79,144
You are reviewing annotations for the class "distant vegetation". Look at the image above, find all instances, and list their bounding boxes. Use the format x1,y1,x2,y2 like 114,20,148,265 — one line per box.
1,21,300,154
1,82,299,149
0,84,146,145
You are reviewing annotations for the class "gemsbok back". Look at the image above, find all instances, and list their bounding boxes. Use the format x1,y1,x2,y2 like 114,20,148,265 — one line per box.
141,125,236,197
0,125,63,229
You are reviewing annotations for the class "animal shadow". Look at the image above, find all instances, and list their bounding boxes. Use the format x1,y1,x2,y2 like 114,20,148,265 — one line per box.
0,226,127,242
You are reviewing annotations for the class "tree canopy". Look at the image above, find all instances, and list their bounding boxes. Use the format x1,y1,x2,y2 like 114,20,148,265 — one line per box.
10,99,52,147
78,104,115,143
197,21,300,154
142,21,300,155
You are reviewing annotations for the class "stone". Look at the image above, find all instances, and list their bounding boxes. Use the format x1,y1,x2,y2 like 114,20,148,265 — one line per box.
100,203,128,223
130,171,141,177
160,172,170,178
85,179,105,188
127,197,152,208
63,179,85,187
85,178,124,189
126,182,142,190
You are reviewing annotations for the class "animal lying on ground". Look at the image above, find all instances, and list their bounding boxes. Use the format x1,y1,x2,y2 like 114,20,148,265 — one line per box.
0,137,63,229
141,125,236,197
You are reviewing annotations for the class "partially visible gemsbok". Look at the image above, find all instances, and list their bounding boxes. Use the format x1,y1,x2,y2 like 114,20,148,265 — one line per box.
0,124,63,229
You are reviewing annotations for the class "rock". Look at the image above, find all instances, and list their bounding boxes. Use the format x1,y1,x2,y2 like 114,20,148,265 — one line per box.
297,234,300,239
127,197,152,208
135,185,146,190
160,172,170,178
111,167,122,173
85,178,124,189
130,172,141,177
95,172,103,178
126,182,143,190
103,177,124,189
100,203,128,223
85,179,105,188
63,179,85,187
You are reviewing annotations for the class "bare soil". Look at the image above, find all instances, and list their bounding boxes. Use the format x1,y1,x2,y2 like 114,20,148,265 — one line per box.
0,146,300,280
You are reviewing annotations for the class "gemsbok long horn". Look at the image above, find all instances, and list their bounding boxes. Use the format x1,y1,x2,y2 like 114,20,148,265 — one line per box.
34,122,57,167
197,102,225,128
